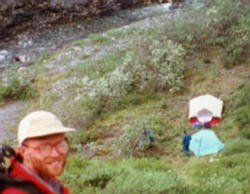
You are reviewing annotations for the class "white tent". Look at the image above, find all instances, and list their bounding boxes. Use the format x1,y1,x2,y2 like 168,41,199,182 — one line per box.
189,94,223,124
197,109,213,123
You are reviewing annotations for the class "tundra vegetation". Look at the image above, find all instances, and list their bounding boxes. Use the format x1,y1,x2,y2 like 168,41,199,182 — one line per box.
1,0,250,193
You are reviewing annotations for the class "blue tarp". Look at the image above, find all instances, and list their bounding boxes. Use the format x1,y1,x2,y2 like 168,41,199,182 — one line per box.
190,129,224,156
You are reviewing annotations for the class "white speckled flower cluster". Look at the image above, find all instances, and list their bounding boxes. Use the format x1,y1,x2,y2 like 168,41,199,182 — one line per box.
54,37,186,100
120,38,186,93
80,67,133,98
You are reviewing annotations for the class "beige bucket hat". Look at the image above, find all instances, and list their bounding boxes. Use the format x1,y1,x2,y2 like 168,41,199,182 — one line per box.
18,110,75,144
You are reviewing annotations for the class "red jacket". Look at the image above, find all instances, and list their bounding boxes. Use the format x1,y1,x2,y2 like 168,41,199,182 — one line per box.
2,158,69,194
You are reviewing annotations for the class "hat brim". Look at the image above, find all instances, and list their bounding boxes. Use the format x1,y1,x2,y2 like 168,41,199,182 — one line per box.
23,127,75,141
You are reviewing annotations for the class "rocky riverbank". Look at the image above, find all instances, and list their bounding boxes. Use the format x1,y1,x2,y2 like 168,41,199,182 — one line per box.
0,1,188,67
0,0,155,39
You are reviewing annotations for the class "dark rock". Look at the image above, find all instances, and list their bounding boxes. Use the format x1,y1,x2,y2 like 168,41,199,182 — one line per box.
119,0,140,9
14,55,30,65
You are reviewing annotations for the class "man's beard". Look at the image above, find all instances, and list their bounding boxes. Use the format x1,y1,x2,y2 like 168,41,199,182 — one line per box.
31,155,66,180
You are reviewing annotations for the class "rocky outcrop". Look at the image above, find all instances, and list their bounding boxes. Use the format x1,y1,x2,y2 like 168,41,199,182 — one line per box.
0,0,143,38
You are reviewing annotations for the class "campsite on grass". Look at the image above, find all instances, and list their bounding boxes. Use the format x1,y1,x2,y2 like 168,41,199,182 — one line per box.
0,0,249,193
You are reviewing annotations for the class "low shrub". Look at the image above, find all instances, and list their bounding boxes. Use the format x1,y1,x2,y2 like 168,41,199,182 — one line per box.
113,120,144,156
103,169,178,194
109,94,150,111
76,51,123,80
61,156,92,193
81,163,119,189
185,155,249,194
131,157,173,172
220,6,250,68
89,33,113,45
122,37,186,93
222,138,250,156
113,116,164,156
78,35,186,99
228,84,250,110
226,85,250,138
62,97,105,127
241,125,250,139
165,0,249,68
220,153,250,169
68,128,100,149
62,157,178,194
234,106,250,138
0,74,34,101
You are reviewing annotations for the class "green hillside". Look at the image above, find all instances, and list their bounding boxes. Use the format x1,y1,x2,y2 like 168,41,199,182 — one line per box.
1,0,250,193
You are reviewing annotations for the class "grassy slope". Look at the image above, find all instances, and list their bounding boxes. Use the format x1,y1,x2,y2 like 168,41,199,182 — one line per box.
59,1,250,191
62,63,250,193
2,0,249,193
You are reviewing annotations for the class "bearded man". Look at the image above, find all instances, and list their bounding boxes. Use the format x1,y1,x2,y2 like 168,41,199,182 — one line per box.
1,111,75,194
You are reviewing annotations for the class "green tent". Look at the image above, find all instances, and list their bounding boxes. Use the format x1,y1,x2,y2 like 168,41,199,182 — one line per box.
190,129,224,156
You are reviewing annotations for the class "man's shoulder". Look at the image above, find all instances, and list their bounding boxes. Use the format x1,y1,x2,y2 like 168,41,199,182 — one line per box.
183,134,191,140
0,180,42,194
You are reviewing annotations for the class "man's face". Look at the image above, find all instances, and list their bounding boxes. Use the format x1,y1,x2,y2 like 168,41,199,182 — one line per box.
21,133,68,180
